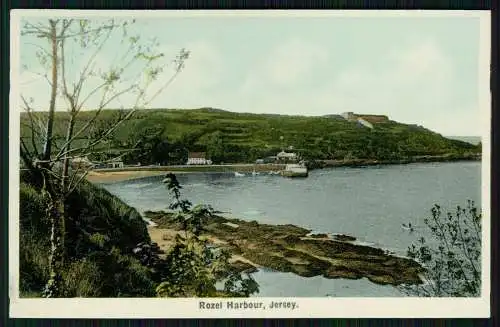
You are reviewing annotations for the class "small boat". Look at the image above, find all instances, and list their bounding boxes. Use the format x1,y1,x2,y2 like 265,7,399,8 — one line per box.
251,170,260,176
234,172,245,177
280,163,308,178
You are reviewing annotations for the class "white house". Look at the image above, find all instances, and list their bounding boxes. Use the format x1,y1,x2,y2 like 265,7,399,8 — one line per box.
277,151,298,162
341,112,357,121
109,157,124,168
186,152,212,165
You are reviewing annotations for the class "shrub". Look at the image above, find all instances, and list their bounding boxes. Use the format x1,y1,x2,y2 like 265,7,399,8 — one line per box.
19,177,156,297
19,231,50,296
399,200,481,297
19,183,50,234
156,173,259,298
60,259,104,297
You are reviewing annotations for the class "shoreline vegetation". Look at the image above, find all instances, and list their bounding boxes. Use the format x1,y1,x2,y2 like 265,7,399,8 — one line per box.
86,153,481,183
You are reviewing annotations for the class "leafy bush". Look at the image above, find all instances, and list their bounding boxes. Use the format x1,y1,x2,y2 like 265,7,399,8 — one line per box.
20,182,51,234
65,180,150,255
19,176,156,297
59,259,104,297
86,247,156,297
156,173,259,297
19,232,50,296
399,200,481,297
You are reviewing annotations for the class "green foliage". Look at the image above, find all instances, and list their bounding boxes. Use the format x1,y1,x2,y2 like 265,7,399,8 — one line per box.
20,108,479,165
400,200,481,297
57,247,156,297
89,233,110,248
157,236,259,297
19,176,155,297
156,173,259,297
63,179,151,255
156,236,224,297
20,182,51,233
85,247,156,297
21,170,258,298
19,231,50,296
59,259,104,297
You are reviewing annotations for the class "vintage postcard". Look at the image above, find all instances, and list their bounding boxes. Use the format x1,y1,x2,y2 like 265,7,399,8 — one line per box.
9,10,491,318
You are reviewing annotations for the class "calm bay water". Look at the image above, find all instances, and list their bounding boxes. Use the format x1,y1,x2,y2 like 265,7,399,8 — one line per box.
101,161,481,297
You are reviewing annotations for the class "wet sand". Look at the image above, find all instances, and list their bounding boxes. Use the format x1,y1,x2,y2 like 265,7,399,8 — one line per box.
147,225,260,269
86,170,167,183
86,164,284,183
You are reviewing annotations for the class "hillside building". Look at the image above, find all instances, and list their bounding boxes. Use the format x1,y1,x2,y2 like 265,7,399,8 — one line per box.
187,152,212,165
277,151,298,162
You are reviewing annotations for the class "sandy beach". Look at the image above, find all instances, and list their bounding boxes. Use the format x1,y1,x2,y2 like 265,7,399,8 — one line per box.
85,164,285,183
86,170,167,183
147,225,260,269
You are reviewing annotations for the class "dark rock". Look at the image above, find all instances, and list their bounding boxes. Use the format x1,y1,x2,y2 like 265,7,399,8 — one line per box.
145,210,424,286
332,234,357,242
230,260,258,274
309,233,329,238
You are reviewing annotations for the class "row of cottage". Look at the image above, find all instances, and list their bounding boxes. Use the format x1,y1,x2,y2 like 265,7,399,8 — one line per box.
186,150,299,165
70,150,299,169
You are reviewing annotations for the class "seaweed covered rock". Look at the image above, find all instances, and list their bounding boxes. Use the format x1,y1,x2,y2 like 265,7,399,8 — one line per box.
147,211,425,286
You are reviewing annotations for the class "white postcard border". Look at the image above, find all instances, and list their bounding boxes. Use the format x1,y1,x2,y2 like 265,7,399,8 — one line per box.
9,9,492,318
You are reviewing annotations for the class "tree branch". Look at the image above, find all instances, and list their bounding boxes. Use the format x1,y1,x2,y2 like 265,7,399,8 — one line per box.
21,96,41,158
54,83,137,160
41,19,59,162
71,20,116,104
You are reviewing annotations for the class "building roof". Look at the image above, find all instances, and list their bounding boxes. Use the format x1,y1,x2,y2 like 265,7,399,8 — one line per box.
277,151,297,157
188,152,206,159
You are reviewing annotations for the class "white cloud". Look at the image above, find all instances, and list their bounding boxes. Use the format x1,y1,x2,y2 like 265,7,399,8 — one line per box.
226,38,479,135
146,41,225,108
16,33,479,136
18,69,52,111
17,38,225,111
228,39,480,135
263,38,329,86
238,38,329,95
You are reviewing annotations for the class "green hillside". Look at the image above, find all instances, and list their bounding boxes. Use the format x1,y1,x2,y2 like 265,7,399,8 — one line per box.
20,107,480,165
19,170,156,297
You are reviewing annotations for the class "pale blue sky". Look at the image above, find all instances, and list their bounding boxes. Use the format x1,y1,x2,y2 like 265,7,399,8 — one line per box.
17,12,486,136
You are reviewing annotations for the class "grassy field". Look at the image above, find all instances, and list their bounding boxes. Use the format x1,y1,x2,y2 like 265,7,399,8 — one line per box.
20,107,481,164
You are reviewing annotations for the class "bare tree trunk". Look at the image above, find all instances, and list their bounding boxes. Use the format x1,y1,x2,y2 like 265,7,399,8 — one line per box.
42,193,65,297
41,20,58,162
41,19,65,298
61,115,75,192
58,114,76,264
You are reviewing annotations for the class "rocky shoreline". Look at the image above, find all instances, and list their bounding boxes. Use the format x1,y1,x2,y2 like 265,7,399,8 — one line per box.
144,210,425,286
308,153,481,169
